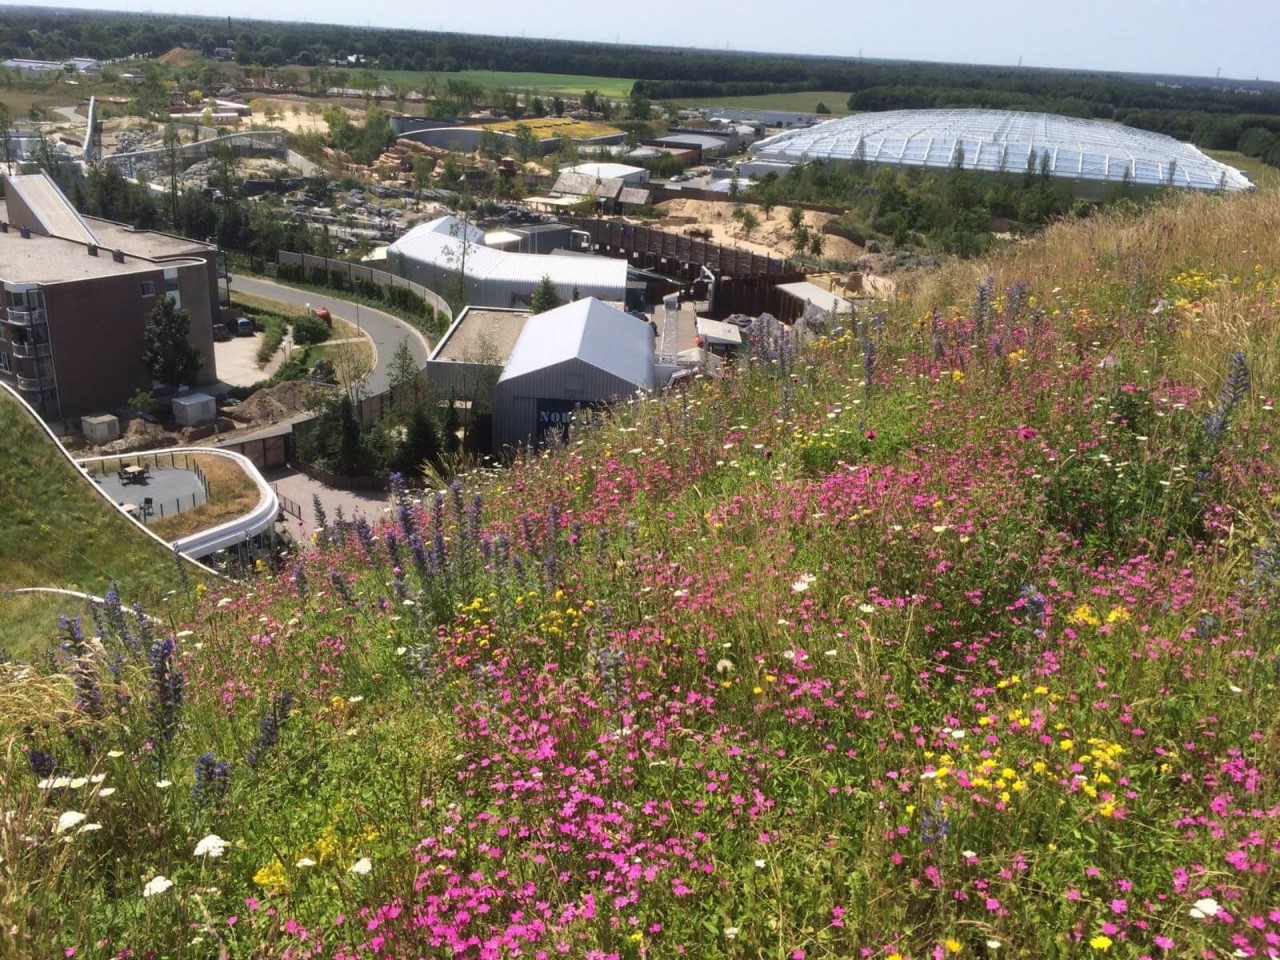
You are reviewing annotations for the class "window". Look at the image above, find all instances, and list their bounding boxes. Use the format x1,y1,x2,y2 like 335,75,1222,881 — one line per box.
564,373,584,397
141,281,156,297
0,352,10,373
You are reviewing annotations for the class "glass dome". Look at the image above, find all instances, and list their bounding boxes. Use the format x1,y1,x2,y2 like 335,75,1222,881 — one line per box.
750,109,1252,192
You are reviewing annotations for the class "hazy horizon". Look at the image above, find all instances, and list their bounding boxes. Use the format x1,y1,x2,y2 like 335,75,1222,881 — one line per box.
5,0,1279,84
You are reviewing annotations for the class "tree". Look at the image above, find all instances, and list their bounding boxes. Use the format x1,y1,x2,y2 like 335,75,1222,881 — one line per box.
397,404,441,477
388,337,420,412
809,231,825,257
815,102,832,114
0,104,12,170
142,295,201,391
552,96,565,117
530,275,562,314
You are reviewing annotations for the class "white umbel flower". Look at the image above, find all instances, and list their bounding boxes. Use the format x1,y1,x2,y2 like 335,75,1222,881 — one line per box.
193,834,227,858
143,875,174,898
56,811,87,834
348,857,373,875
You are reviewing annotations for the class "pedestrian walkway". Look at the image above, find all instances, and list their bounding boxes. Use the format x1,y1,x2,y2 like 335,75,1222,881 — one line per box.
266,466,388,544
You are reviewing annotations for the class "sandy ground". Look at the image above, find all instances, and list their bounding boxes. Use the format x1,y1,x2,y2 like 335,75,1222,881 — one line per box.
649,198,896,296
250,97,364,133
213,331,293,388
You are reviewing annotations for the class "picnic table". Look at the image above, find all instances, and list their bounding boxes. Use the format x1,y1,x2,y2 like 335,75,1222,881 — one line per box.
121,464,150,485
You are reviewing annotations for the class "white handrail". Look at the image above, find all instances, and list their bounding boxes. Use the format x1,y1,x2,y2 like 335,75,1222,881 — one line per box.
76,448,279,560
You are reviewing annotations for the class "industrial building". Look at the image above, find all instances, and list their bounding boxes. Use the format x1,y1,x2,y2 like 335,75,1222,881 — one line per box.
426,298,660,453
749,109,1253,194
386,215,633,309
0,173,220,420
494,298,656,451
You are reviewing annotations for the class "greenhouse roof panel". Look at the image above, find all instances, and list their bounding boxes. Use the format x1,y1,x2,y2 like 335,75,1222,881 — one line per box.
750,109,1253,191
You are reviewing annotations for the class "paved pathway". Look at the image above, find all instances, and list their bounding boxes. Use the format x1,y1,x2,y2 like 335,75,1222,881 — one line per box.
266,467,388,543
94,465,206,521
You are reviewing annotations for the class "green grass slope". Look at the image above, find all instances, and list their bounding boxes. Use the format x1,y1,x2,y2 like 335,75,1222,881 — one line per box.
0,389,187,610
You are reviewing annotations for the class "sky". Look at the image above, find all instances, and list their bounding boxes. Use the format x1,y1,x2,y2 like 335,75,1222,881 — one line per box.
12,0,1280,82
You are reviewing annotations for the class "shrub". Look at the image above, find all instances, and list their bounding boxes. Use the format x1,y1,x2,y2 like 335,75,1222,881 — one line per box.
354,278,384,301
291,313,330,346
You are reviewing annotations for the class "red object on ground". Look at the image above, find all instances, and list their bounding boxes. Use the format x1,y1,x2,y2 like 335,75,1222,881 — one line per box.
314,307,332,325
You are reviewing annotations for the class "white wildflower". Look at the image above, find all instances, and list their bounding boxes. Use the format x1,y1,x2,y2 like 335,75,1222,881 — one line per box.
107,750,124,758
724,927,740,940
348,857,373,875
98,787,116,797
295,857,317,868
193,834,227,858
155,780,173,789
142,875,173,898
79,822,102,833
56,811,87,833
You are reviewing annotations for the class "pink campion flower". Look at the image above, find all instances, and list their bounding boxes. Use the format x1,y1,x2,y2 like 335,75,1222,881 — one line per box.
1153,935,1175,950
1111,899,1128,914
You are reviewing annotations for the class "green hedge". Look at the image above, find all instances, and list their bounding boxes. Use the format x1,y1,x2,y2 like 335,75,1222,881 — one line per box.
292,313,331,346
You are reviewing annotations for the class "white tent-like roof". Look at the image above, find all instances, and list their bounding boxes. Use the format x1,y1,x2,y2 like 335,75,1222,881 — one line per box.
388,216,628,303
499,298,656,390
776,281,853,316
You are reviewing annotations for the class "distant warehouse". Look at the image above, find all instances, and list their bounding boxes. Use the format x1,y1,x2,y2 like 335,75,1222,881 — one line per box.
748,109,1253,196
385,215,631,309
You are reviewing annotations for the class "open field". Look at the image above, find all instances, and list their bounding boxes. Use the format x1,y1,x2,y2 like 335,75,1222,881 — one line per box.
1205,149,1280,191
677,90,853,116
376,69,635,98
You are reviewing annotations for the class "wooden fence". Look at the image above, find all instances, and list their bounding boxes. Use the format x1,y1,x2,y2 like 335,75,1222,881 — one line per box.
560,216,796,279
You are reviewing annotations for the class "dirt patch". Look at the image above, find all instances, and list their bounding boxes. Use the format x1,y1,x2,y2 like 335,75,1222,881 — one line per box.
250,97,363,133
94,419,179,456
227,380,331,426
650,198,866,263
158,47,202,68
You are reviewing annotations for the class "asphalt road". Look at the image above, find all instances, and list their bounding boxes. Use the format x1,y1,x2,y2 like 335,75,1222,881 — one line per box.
230,275,432,395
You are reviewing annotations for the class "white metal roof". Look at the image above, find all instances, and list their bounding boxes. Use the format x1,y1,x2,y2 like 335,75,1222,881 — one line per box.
561,162,647,181
499,298,656,389
5,172,102,246
696,317,744,345
751,109,1253,191
389,216,627,299
776,281,853,315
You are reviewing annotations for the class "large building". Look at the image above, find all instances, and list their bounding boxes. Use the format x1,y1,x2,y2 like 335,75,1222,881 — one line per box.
0,173,220,420
748,109,1253,195
426,298,658,452
386,215,631,309
493,298,656,452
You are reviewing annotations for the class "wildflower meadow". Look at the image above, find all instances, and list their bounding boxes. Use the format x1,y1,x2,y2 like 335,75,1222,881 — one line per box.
3,189,1279,960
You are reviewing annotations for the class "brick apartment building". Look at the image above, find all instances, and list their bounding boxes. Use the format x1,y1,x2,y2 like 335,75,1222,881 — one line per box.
0,172,220,421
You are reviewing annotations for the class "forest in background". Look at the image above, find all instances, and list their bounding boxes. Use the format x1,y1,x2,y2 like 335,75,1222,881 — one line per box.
3,6,1280,169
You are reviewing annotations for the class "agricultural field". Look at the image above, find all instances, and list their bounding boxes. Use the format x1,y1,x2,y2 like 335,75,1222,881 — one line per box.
4,187,1280,960
678,89,854,116
376,69,636,98
482,116,621,138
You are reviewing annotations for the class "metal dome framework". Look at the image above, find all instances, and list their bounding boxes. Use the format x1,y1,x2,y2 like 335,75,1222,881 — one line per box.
750,109,1252,192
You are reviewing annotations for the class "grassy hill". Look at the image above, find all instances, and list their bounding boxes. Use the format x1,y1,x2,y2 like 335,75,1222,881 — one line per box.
0,389,192,654
3,192,1279,958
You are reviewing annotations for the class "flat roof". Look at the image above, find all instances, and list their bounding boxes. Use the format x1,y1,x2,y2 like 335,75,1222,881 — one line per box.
83,217,214,259
431,306,530,364
776,280,853,315
0,229,201,284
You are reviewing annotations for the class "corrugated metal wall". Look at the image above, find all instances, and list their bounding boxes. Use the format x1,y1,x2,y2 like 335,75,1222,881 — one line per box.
492,358,640,454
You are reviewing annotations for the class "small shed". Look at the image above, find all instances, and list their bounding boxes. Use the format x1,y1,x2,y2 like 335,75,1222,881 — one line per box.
492,298,656,453
172,392,216,427
81,414,120,444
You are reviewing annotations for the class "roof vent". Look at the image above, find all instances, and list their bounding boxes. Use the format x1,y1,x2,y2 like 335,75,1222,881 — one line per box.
20,226,31,239
111,249,125,263
87,244,99,256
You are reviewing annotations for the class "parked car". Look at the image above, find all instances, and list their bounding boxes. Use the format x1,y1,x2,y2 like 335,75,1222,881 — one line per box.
212,323,231,341
234,317,255,336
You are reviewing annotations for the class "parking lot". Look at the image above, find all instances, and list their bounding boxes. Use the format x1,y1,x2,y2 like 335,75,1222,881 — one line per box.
213,329,291,388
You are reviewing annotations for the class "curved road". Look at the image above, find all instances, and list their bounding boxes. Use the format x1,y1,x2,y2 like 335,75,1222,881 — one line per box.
231,275,433,394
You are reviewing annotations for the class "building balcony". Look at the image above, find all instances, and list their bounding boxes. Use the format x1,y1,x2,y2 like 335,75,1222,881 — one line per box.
16,374,55,392
10,340,51,359
3,307,47,327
